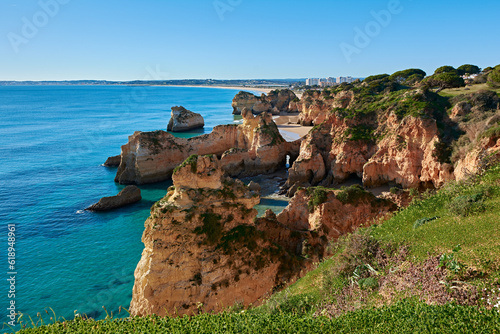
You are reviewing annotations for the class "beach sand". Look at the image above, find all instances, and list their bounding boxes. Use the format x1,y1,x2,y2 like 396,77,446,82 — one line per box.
163,85,272,94
274,115,312,141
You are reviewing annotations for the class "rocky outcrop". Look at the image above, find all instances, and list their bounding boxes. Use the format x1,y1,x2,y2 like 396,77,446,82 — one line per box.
232,89,298,115
287,88,457,192
297,90,354,126
130,155,304,316
167,106,204,132
115,111,300,185
363,115,454,189
455,136,500,180
86,185,141,211
277,186,396,241
285,113,377,192
103,155,121,167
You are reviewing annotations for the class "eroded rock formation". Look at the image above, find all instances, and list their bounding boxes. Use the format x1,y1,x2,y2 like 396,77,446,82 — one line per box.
115,111,300,184
86,185,141,211
286,88,458,191
130,156,399,317
103,155,121,167
277,186,397,241
232,89,298,115
167,106,204,132
129,155,303,316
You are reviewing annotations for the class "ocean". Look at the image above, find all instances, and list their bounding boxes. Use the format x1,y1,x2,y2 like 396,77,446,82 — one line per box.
0,85,289,327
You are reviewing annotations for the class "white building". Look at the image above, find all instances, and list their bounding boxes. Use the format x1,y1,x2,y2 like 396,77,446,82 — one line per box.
306,78,320,86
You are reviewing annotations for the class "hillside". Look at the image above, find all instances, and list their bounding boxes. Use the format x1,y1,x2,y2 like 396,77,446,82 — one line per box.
14,162,500,333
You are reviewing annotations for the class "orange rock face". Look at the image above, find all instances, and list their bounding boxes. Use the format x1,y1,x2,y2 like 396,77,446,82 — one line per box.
455,136,500,180
297,90,354,126
363,115,454,189
129,156,397,317
277,187,397,242
129,155,303,317
115,111,299,184
232,89,298,115
288,91,456,191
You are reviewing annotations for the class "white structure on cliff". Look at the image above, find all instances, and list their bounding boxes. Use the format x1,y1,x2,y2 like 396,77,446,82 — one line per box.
306,76,355,87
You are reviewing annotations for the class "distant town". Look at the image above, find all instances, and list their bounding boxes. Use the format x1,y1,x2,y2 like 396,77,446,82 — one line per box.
305,76,357,87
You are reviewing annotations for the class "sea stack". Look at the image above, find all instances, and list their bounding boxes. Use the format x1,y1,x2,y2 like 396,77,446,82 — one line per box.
167,106,204,132
86,185,142,211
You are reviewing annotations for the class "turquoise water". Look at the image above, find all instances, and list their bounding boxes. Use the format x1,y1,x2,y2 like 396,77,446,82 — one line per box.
0,86,288,327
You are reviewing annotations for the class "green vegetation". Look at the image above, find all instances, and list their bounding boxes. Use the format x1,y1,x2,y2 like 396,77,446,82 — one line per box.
16,301,500,333
343,125,375,142
261,163,500,320
217,225,262,255
336,184,369,204
363,73,389,83
306,187,330,212
13,164,500,334
480,122,500,139
457,64,481,75
255,121,284,146
488,66,500,87
434,65,459,75
422,72,465,89
389,68,426,85
173,154,199,174
194,212,223,244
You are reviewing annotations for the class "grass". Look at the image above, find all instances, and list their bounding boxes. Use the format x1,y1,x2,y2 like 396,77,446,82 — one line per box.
439,83,500,97
14,301,500,333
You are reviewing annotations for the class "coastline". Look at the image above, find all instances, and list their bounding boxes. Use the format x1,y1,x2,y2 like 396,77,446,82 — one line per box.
160,84,272,94
158,85,311,140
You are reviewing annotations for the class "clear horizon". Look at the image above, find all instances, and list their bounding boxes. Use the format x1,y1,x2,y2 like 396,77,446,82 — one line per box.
1,0,499,81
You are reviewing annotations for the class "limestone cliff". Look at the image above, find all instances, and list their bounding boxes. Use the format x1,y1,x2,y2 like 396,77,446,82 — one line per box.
296,90,354,126
448,90,500,180
232,89,298,115
277,186,397,242
167,106,204,132
129,155,303,316
287,86,458,191
130,156,399,317
115,111,300,185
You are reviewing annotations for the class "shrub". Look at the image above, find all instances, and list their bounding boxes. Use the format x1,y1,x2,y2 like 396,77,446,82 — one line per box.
434,65,459,75
422,73,465,89
336,185,367,204
307,187,329,212
413,216,439,229
457,64,481,75
447,194,485,217
173,154,199,174
343,125,375,142
363,74,389,83
487,67,500,86
194,212,223,244
389,68,426,84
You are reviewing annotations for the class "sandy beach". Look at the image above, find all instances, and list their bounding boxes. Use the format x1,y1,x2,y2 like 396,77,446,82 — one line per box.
163,85,273,94
274,115,312,141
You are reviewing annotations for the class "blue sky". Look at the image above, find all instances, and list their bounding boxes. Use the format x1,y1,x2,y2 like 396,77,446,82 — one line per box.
0,0,499,81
